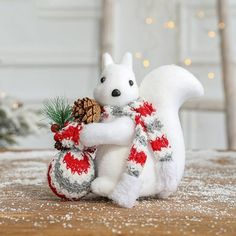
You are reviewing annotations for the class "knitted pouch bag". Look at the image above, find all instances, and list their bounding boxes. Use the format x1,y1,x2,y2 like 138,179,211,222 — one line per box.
47,123,96,200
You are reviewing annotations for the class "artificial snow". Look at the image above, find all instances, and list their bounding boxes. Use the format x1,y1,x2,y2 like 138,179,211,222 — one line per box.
0,149,235,235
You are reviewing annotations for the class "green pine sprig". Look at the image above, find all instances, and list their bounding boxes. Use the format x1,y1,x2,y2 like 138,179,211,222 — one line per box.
42,97,73,128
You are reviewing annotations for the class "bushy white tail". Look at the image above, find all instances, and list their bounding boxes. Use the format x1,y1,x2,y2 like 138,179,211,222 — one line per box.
140,65,204,182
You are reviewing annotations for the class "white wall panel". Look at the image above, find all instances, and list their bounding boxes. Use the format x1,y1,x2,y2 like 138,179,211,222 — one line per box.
0,0,102,148
0,0,101,66
179,0,236,64
0,0,234,149
178,0,236,149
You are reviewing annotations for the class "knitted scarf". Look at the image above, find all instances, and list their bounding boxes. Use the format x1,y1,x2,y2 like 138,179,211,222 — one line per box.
102,98,173,178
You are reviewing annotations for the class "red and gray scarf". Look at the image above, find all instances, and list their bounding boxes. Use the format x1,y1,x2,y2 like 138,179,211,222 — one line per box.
102,98,173,178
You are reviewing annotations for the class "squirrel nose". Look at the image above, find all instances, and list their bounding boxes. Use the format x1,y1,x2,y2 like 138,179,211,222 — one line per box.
111,89,121,97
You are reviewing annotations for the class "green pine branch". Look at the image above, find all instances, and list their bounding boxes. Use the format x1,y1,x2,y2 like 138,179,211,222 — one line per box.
42,97,73,128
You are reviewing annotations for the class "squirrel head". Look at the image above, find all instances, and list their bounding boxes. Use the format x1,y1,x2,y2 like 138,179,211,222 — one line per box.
94,52,139,106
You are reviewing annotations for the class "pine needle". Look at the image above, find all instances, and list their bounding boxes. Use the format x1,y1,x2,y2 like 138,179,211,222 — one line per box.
42,97,73,127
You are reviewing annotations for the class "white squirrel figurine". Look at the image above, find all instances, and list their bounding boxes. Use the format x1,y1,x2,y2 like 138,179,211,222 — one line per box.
80,52,204,208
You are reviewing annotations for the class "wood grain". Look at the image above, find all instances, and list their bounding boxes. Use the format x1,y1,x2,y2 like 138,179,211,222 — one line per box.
217,0,236,149
0,150,235,236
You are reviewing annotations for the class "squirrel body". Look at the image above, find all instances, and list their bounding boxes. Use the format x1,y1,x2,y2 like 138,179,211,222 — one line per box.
80,53,204,208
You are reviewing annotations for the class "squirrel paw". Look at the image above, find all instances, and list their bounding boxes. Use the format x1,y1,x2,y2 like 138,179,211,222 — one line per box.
109,173,141,208
80,123,100,147
155,160,178,199
157,189,176,199
156,177,178,199
91,177,115,197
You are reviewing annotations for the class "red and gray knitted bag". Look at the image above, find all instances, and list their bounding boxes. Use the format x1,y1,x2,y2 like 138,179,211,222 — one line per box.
47,122,95,200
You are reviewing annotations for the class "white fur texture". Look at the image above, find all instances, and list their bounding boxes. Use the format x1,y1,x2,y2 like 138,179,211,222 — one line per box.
80,116,134,147
140,65,204,193
109,173,142,208
94,53,139,107
80,53,204,208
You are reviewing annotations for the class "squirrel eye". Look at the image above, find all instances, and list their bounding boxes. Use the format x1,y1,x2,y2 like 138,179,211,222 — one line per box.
129,80,134,86
100,77,106,83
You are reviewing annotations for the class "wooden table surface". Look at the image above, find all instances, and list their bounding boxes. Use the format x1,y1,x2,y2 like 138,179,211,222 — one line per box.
0,150,235,236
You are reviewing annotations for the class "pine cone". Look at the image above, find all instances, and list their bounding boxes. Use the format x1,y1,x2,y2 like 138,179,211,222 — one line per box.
72,97,101,124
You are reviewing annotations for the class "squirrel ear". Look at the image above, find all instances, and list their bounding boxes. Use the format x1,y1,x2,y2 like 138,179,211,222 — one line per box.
102,53,114,69
121,52,133,70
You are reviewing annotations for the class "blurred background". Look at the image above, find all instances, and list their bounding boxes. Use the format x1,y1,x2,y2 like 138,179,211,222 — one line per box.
0,0,235,150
